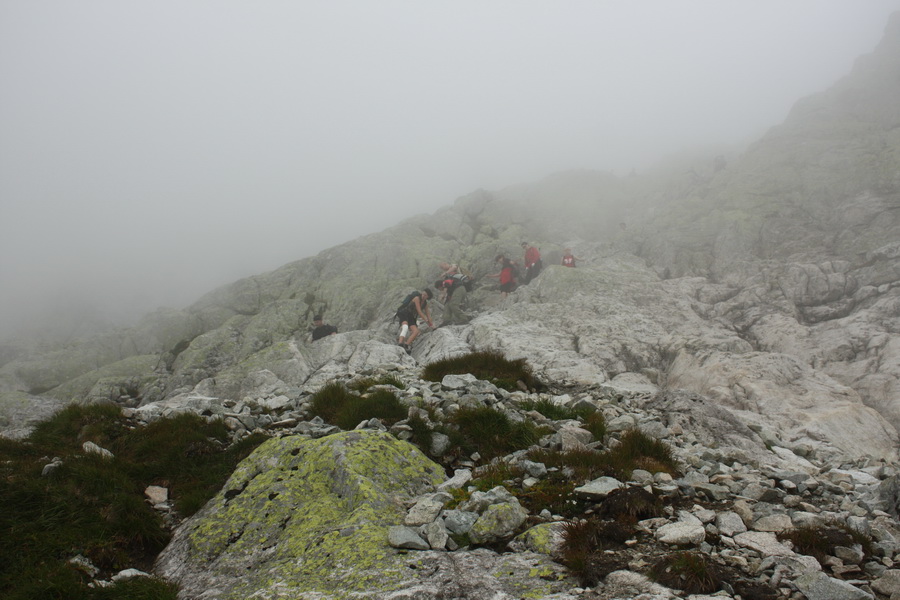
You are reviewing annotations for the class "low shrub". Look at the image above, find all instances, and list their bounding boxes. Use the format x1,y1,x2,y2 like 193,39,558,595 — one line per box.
28,403,126,454
308,381,356,424
422,350,536,391
444,486,471,509
528,429,678,483
90,576,180,600
406,413,435,453
516,402,605,443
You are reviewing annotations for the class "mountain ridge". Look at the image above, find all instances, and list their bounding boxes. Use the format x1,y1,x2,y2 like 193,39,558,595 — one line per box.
1,12,899,461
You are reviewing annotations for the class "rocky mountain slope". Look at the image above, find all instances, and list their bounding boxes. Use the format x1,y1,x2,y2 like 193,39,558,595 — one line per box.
2,10,900,600
3,13,899,460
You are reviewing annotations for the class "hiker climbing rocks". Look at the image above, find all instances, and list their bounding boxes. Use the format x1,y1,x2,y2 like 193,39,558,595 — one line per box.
521,242,542,284
310,315,337,341
435,275,471,326
488,254,518,298
396,288,434,353
438,262,459,278
561,248,582,268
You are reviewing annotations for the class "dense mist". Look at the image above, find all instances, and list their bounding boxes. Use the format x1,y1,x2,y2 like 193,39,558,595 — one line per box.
2,1,899,341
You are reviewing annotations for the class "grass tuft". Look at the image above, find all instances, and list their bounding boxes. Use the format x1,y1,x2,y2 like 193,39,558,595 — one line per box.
516,474,585,517
519,398,590,421
309,382,407,431
560,517,635,586
448,406,547,461
596,486,661,522
605,429,680,478
778,523,871,565
470,461,524,491
582,412,607,441
422,350,536,391
649,551,722,594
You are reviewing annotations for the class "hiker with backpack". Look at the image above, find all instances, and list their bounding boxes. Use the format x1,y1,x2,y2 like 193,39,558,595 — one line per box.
310,315,338,341
521,241,542,284
487,254,518,298
434,274,472,326
396,288,434,353
438,262,459,278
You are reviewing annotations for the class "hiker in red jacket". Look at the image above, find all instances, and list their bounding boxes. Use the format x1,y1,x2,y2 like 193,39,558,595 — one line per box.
487,254,518,298
521,242,542,284
561,248,582,268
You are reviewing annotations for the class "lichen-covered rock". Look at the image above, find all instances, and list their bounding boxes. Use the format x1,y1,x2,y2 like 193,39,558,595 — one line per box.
155,429,575,599
155,430,445,599
509,522,567,559
468,500,529,544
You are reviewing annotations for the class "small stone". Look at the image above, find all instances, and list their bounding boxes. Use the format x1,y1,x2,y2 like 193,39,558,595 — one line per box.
388,526,429,550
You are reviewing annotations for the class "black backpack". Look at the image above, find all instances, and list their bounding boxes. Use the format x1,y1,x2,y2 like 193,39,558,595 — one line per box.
396,291,419,314
451,273,474,292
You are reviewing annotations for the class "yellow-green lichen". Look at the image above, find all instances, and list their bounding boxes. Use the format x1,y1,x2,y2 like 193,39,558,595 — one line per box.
513,522,563,557
177,430,444,599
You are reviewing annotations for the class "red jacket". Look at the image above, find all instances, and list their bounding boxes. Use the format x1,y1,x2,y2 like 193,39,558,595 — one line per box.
524,246,540,268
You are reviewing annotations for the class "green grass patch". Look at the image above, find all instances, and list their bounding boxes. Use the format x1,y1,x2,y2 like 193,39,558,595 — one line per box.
0,404,268,599
422,350,536,391
605,429,680,477
527,428,679,483
470,461,524,492
447,406,548,462
517,474,586,518
309,382,407,431
518,399,606,442
527,447,611,482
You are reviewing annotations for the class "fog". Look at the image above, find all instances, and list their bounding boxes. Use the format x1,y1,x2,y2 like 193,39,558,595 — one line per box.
2,1,899,340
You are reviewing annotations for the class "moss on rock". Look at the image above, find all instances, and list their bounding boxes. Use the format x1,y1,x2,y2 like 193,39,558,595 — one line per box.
156,430,445,599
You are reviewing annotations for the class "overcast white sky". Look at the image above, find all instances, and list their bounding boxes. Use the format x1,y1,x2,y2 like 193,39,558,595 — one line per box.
2,1,899,339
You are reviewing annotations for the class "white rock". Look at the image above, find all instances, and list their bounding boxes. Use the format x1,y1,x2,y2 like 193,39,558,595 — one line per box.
145,485,168,504
574,476,624,499
82,441,114,460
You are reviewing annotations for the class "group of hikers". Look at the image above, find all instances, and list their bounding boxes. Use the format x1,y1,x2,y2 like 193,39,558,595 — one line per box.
311,241,583,353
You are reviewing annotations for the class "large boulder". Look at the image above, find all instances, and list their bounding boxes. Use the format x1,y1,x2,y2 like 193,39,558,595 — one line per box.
154,430,575,599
